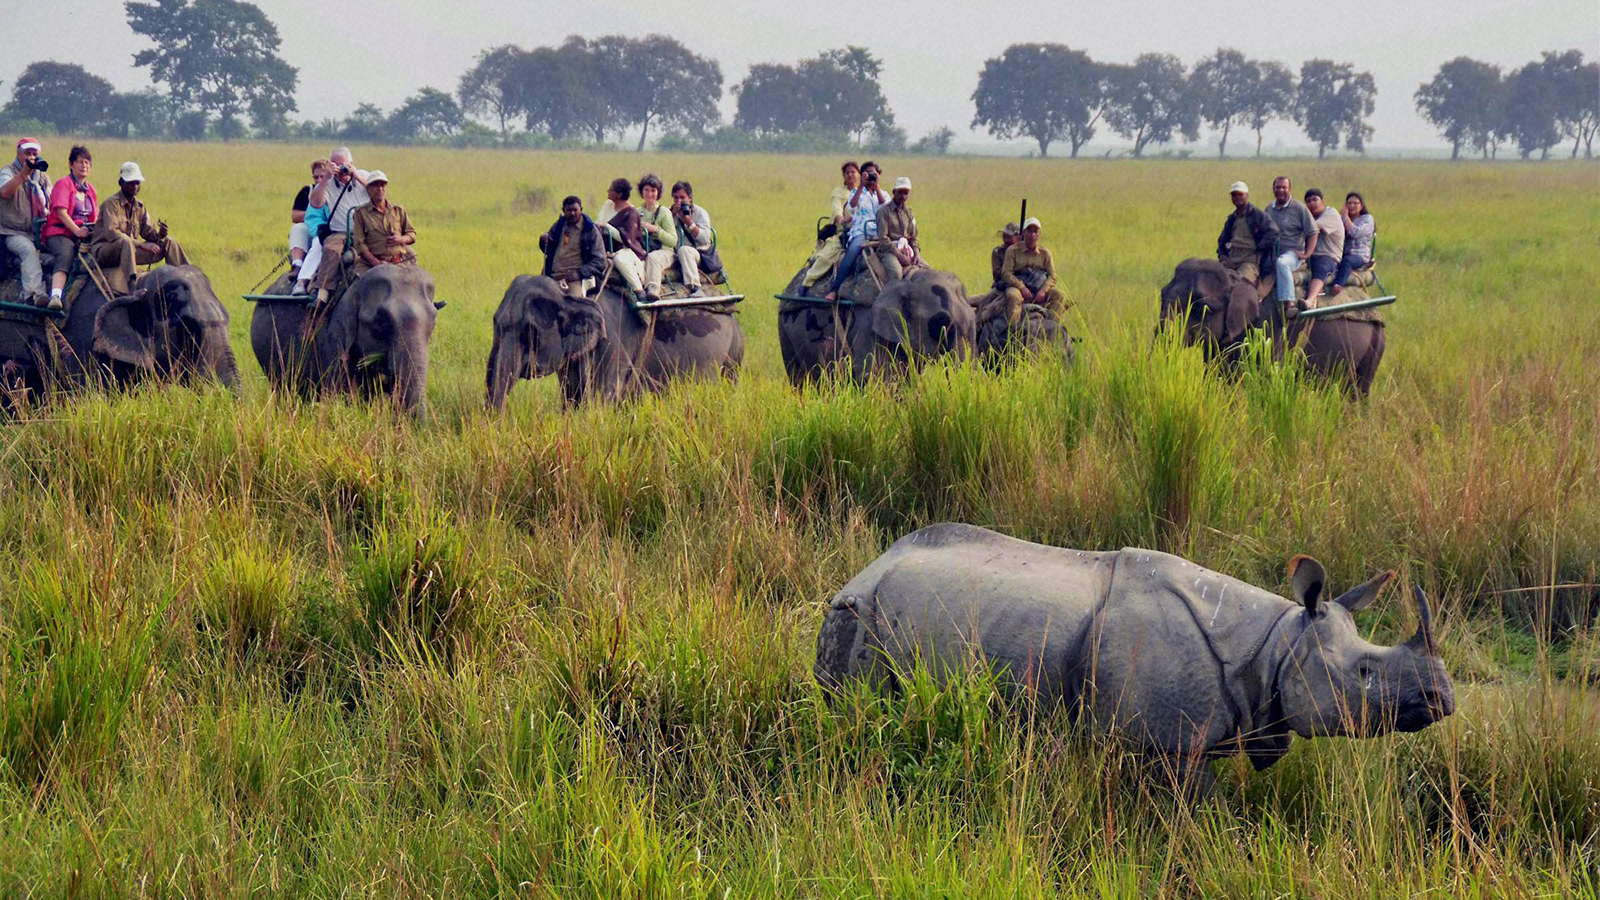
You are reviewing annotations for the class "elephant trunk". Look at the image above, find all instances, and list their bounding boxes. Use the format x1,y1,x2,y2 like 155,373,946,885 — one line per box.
485,332,524,410
391,334,431,415
197,323,240,392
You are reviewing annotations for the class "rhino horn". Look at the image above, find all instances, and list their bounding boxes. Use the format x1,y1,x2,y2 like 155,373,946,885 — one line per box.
1406,585,1437,655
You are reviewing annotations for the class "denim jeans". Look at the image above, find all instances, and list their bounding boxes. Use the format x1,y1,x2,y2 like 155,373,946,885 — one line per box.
3,233,44,296
1333,252,1370,288
1273,250,1303,302
830,234,867,294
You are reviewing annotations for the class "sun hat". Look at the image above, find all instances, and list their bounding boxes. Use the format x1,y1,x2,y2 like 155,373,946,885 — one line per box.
893,176,912,191
1000,222,1020,237
17,138,41,153
1229,181,1249,194
119,161,144,182
1022,216,1042,231
367,170,389,184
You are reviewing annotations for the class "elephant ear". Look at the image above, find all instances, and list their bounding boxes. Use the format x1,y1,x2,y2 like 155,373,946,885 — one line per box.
93,291,157,368
871,292,908,345
1191,261,1233,307
557,295,605,362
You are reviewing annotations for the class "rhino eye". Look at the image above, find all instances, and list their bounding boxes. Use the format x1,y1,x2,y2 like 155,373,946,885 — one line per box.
1357,662,1375,681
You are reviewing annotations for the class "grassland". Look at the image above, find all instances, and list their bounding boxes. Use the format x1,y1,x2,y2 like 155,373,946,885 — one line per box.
0,139,1596,898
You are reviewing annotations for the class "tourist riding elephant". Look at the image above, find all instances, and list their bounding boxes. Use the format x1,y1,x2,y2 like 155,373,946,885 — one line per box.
485,274,743,409
1159,258,1386,397
778,265,974,385
0,264,239,401
250,264,441,414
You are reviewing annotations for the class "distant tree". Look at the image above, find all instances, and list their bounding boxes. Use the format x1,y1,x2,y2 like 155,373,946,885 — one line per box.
4,61,116,133
104,88,176,138
1192,48,1259,158
1293,59,1376,158
125,0,298,141
1414,57,1503,160
1501,59,1562,159
909,125,956,154
732,49,888,141
971,43,1108,157
340,103,388,143
249,92,292,139
387,88,465,142
1243,61,1295,157
1104,53,1200,157
733,63,815,136
511,38,612,141
868,119,907,153
457,45,526,137
599,35,721,151
173,110,209,141
1541,50,1599,158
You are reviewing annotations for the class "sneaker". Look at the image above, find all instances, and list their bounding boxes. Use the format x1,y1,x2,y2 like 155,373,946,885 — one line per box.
47,295,63,311
290,281,308,295
643,290,662,305
687,286,705,298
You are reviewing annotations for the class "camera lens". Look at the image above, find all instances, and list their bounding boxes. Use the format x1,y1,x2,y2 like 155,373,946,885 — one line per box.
32,159,48,172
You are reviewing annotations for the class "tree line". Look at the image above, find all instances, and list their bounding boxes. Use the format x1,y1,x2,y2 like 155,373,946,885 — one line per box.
0,0,1593,159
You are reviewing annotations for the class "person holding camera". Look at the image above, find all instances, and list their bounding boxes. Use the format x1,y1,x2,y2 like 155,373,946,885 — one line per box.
307,147,371,303
824,160,888,302
349,171,416,278
40,145,98,310
670,181,714,297
797,160,860,297
91,162,189,295
0,138,53,306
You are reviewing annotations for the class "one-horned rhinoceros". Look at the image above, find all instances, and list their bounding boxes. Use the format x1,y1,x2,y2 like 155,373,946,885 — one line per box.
814,523,1455,771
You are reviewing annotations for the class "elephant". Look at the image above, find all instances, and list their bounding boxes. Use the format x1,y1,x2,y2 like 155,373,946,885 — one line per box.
0,264,239,403
1159,258,1387,397
778,264,975,386
970,294,1072,368
250,263,441,414
485,274,743,409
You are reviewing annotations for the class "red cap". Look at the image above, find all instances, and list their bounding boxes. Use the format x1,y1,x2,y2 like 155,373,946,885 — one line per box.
17,138,41,152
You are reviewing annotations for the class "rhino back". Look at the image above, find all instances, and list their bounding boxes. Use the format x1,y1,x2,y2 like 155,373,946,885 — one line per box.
819,524,1115,705
1087,549,1298,756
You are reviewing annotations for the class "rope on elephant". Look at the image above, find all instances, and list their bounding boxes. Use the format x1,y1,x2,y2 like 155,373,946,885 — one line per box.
248,252,291,294
77,251,121,305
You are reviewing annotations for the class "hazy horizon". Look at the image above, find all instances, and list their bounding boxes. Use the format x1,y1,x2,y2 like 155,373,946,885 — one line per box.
4,0,1597,153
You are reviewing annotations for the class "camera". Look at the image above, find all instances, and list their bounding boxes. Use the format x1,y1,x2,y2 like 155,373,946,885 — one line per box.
339,164,351,175
27,158,48,172
678,200,694,215
864,170,878,183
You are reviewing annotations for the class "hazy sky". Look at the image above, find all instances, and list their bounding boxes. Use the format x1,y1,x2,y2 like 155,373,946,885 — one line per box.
5,0,1597,151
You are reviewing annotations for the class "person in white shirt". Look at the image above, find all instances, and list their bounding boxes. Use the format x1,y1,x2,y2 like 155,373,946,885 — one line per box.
824,160,889,301
308,146,371,302
670,180,713,296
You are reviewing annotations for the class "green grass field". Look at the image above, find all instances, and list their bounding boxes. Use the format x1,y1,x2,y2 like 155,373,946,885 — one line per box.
1,139,1597,898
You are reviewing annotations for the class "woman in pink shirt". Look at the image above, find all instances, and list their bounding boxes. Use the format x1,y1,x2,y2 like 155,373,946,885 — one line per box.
41,144,96,308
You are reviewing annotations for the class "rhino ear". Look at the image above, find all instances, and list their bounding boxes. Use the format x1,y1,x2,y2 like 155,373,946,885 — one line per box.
1288,555,1327,614
1332,570,1394,612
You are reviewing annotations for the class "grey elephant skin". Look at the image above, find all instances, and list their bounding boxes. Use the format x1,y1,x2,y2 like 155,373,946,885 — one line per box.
974,302,1071,367
250,264,441,414
0,264,238,398
815,523,1455,770
485,274,743,408
1160,258,1386,397
778,265,975,386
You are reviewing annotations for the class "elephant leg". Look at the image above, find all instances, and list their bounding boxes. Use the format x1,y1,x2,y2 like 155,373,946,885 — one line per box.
1354,325,1385,398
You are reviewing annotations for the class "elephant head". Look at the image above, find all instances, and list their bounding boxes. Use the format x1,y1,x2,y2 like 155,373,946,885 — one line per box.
856,269,975,379
1158,258,1260,355
485,275,605,409
92,265,240,390
334,265,442,414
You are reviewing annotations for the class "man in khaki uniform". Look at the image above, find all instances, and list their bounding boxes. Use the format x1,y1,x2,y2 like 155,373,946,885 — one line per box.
91,162,188,294
1215,180,1278,285
1000,217,1068,324
875,176,921,280
349,171,416,278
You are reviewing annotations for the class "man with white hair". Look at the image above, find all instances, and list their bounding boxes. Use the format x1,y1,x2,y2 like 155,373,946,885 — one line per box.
307,146,371,302
875,175,922,279
0,138,52,305
1000,217,1067,324
91,161,189,294
1215,180,1278,285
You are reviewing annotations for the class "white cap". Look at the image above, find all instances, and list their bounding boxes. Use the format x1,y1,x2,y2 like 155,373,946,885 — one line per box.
119,161,144,183
1229,181,1249,194
367,170,388,184
1022,216,1042,231
893,176,912,191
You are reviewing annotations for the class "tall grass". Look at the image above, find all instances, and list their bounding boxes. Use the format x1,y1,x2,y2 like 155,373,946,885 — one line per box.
0,144,1594,895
